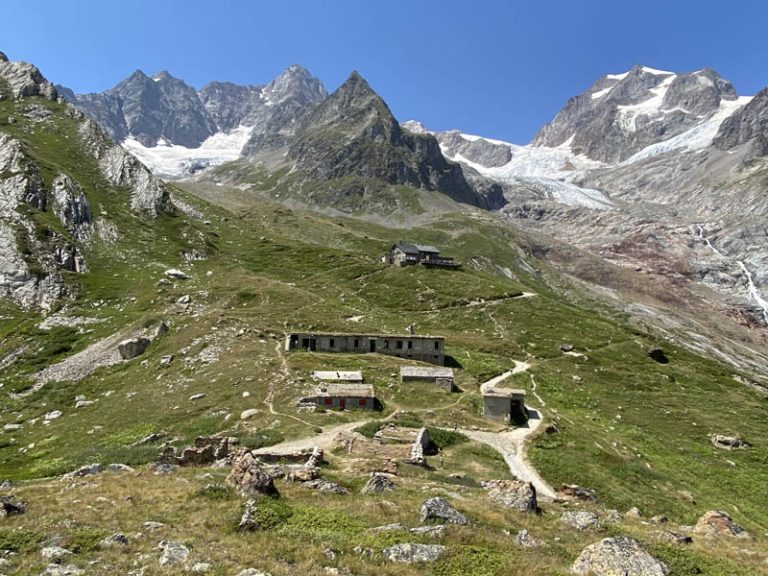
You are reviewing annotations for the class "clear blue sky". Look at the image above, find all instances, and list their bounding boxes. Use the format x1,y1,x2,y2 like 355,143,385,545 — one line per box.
3,0,768,143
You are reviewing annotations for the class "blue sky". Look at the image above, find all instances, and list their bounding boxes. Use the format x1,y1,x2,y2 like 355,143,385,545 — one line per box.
3,0,768,143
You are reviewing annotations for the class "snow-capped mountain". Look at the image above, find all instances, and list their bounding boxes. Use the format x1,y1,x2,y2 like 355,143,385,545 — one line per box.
58,65,327,177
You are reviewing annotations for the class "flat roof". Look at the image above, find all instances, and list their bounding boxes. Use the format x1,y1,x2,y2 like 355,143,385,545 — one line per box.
400,366,454,378
483,387,526,399
316,383,375,398
288,331,444,340
312,370,363,382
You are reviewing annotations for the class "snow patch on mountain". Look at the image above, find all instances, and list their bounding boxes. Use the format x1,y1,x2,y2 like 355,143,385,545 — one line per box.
122,126,254,178
623,96,753,164
441,135,613,210
616,75,677,132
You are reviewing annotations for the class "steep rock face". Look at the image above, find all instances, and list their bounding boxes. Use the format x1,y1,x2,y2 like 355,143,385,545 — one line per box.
532,66,737,162
713,87,768,154
286,72,504,209
0,53,57,100
0,53,174,309
435,130,512,167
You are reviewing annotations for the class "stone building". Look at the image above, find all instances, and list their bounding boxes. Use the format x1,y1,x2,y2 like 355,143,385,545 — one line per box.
400,366,456,391
286,332,446,365
300,383,376,411
385,242,461,269
482,387,527,424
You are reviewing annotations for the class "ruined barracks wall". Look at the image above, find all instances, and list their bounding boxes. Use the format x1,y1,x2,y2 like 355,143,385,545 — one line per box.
286,332,445,365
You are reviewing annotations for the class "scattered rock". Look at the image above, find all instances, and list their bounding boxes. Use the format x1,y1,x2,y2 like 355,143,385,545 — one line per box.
238,499,260,531
382,543,447,564
3,423,22,431
240,409,259,421
0,495,26,517
39,564,84,576
154,321,170,338
118,337,151,360
482,479,538,513
302,479,349,495
142,521,165,531
650,515,668,524
156,278,172,287
235,570,272,576
191,562,212,574
227,450,279,499
692,510,751,539
189,393,206,401
158,436,231,467
107,463,135,473
560,343,574,352
370,523,404,532
625,506,642,519
160,354,174,366
150,462,177,475
44,410,62,421
709,434,750,450
647,347,669,364
164,269,190,280
410,525,446,538
572,536,668,576
603,509,623,524
41,546,72,562
420,497,468,525
560,484,598,503
99,533,128,547
361,473,396,495
65,463,103,478
514,529,545,548
353,545,374,557
0,479,12,490
677,490,695,504
158,540,189,567
658,531,693,545
560,510,600,531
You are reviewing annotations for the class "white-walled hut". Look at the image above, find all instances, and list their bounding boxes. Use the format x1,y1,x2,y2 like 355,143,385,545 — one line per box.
300,383,376,411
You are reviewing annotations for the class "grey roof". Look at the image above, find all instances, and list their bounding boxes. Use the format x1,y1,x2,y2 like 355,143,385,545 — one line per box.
316,383,375,398
312,370,363,382
394,242,440,255
400,366,454,379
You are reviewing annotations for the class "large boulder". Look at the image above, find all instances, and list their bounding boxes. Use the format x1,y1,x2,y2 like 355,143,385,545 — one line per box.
360,472,396,495
382,543,447,564
709,434,750,450
572,536,668,576
420,497,468,525
692,510,751,538
118,337,151,360
481,479,538,513
0,495,26,517
227,450,279,499
561,510,600,531
560,484,598,503
158,540,189,567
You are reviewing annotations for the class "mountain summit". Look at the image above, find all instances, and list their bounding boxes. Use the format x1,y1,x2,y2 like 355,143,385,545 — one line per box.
283,71,504,209
532,65,738,162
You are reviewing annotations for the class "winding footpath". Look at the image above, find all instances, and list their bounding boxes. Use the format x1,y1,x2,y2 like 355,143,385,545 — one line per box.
253,358,556,501
464,361,557,500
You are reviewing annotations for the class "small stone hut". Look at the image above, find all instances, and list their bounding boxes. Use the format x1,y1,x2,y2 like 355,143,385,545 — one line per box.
400,366,456,391
300,383,376,411
482,387,527,424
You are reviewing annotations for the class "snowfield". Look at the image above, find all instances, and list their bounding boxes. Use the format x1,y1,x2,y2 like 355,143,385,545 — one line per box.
122,126,255,178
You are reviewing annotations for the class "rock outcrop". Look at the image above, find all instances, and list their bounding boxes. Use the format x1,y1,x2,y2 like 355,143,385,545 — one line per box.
227,450,280,499
481,479,539,513
419,497,468,525
571,536,668,576
382,543,447,564
692,510,751,538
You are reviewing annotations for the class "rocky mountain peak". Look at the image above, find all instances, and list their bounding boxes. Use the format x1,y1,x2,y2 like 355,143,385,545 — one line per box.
0,54,58,100
0,51,8,62
713,87,768,154
262,64,328,107
532,65,739,162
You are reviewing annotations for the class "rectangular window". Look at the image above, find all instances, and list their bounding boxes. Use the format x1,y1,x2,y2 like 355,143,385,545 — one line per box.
353,339,359,348
396,340,403,349
324,398,332,405
329,338,335,348
407,340,413,349
384,340,389,349
359,398,368,406
434,341,440,350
